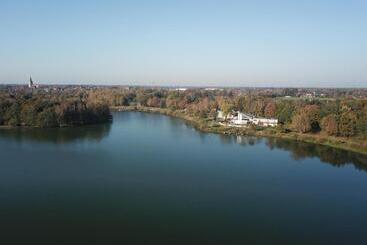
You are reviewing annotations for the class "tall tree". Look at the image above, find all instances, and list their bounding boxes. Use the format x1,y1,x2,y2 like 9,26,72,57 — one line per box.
264,102,277,118
338,111,357,137
292,113,312,133
321,114,338,136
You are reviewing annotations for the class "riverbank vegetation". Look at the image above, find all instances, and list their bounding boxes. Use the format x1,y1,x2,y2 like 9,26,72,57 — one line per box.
0,88,111,127
87,87,367,154
0,86,366,154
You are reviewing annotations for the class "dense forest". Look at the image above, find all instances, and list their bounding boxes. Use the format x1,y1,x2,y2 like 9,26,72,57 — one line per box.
0,86,366,150
0,88,111,127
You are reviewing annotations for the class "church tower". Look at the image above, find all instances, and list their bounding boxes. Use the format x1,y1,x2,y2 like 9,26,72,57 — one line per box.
29,76,34,88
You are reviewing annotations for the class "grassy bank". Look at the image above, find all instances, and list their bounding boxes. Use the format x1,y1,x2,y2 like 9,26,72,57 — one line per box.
111,106,367,156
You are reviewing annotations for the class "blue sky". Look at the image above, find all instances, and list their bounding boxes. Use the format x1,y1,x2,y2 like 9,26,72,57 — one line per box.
0,0,366,87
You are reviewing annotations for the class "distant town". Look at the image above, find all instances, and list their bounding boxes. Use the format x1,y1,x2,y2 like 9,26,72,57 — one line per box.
1,77,366,100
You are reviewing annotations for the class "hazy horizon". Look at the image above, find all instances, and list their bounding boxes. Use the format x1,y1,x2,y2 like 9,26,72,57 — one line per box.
1,0,367,88
2,80,367,89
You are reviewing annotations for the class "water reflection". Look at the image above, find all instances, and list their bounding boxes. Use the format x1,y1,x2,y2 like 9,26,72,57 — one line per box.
171,114,367,170
218,135,262,146
266,138,367,171
0,123,111,144
227,135,367,171
0,112,366,172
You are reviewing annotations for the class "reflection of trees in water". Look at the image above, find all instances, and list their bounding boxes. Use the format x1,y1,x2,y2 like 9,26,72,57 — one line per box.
219,134,235,145
219,135,367,171
265,138,367,171
0,123,111,144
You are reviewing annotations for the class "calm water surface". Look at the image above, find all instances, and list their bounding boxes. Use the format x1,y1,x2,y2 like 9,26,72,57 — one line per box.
0,112,366,244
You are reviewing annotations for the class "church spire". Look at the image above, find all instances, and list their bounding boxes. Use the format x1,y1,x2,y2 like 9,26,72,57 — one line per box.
29,76,34,88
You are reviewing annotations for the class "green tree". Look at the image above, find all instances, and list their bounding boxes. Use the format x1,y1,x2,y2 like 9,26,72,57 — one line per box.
37,108,58,127
5,103,21,126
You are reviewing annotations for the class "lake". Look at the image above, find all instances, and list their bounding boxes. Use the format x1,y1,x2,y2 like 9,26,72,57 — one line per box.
0,112,366,244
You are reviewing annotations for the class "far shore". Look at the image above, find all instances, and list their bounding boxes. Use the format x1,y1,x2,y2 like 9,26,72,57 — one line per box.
110,106,367,156
1,106,366,156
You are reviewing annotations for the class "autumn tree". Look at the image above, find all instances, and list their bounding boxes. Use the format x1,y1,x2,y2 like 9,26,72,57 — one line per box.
253,99,266,116
147,97,161,108
264,102,276,118
220,99,235,117
302,104,321,131
338,111,357,137
321,114,338,136
292,113,312,133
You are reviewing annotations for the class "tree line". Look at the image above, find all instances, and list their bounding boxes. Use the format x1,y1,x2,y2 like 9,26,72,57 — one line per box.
87,87,367,140
0,86,365,141
0,89,111,127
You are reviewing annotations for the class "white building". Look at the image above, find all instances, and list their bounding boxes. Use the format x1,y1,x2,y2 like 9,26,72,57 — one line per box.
217,110,234,120
250,117,278,127
217,110,278,127
232,112,251,125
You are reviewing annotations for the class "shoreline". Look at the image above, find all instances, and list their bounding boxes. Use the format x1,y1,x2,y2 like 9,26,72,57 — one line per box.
111,106,367,156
